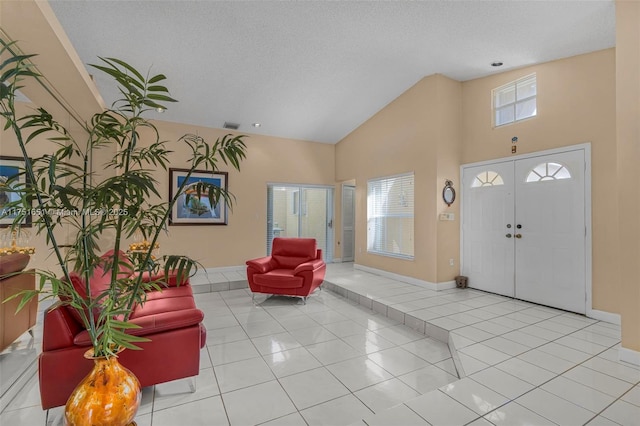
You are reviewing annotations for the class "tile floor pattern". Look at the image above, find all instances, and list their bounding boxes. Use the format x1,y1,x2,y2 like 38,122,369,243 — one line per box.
0,263,637,425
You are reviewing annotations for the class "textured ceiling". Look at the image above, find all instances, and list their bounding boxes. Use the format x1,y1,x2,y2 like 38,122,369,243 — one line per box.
49,0,615,144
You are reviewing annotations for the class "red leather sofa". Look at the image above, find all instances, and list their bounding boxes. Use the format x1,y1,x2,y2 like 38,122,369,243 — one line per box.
246,237,326,302
38,252,207,409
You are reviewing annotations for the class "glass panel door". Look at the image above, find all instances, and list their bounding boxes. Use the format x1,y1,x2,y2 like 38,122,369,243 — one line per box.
267,185,333,261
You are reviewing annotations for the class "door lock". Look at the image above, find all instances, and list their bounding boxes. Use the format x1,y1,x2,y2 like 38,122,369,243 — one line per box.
506,233,512,238
516,224,522,229
515,234,522,239
506,224,512,229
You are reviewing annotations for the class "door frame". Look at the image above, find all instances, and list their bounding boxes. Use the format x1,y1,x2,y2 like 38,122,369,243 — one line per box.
266,183,335,262
341,184,356,262
460,143,593,316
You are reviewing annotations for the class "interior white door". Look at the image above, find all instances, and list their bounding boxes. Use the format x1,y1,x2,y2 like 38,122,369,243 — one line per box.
514,150,586,313
342,185,355,262
462,162,515,297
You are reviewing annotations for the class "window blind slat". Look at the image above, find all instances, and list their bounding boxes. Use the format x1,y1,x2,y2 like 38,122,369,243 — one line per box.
367,173,414,259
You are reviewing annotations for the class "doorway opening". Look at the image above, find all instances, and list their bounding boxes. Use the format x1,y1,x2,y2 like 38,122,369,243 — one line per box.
267,184,334,261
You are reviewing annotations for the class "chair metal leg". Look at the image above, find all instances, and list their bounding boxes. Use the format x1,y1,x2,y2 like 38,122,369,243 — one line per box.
46,408,63,426
188,376,197,393
302,296,307,305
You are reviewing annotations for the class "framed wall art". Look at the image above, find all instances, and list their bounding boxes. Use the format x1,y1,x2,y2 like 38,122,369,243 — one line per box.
0,155,31,228
169,168,228,225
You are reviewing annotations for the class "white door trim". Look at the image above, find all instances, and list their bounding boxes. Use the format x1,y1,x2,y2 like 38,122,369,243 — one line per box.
460,142,593,316
341,184,356,263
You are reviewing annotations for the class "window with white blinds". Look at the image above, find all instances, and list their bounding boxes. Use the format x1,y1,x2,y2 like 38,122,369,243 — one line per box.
367,173,414,259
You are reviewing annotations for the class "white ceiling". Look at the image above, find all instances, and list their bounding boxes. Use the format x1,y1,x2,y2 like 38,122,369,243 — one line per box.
49,0,615,144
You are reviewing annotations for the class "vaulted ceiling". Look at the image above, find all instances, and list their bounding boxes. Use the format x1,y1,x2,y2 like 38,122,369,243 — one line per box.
48,0,616,144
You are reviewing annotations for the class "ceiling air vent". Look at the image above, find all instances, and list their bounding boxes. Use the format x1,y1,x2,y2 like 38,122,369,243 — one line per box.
223,122,240,130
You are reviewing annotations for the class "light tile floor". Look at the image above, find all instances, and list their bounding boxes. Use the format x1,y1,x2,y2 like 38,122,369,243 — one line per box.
0,263,639,425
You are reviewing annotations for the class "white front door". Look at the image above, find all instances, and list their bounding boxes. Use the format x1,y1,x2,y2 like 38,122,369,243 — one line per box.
514,150,586,313
462,161,515,297
461,148,587,313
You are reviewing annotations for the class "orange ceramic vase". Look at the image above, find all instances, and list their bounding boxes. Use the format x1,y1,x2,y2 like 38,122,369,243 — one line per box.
64,350,141,426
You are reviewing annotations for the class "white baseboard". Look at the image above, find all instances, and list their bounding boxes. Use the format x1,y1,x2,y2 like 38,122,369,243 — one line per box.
587,309,621,325
353,264,456,291
193,265,245,275
332,258,343,263
436,280,457,290
619,346,640,366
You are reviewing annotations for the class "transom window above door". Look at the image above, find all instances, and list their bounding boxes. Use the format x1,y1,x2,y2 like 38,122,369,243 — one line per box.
471,170,505,188
493,74,537,127
526,162,571,182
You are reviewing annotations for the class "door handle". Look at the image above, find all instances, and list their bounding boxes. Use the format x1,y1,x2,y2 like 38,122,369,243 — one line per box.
515,234,522,239
506,233,512,238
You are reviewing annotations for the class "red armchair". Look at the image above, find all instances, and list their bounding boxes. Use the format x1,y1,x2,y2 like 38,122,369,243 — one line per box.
246,237,326,303
38,252,207,409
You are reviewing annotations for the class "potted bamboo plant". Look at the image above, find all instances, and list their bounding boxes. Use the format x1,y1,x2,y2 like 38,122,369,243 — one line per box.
0,40,247,425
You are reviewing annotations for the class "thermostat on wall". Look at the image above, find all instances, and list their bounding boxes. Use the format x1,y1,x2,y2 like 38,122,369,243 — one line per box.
439,213,455,221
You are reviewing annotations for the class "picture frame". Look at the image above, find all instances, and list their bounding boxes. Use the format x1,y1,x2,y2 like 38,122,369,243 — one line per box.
169,168,228,225
0,155,32,228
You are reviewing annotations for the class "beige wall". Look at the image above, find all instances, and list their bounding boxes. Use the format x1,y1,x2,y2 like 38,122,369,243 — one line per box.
0,103,91,274
145,121,335,267
0,0,104,123
1,0,107,274
336,74,462,284
336,48,625,326
1,110,336,272
615,0,640,352
435,76,463,283
461,49,619,314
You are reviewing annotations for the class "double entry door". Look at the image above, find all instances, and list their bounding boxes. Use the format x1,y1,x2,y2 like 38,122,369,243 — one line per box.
461,149,587,313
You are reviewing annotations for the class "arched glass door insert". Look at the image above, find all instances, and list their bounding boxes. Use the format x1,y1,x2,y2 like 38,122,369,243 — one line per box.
471,170,505,188
525,162,571,182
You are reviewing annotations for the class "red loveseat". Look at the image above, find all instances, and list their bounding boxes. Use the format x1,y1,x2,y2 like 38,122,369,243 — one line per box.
246,237,326,303
38,252,206,409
